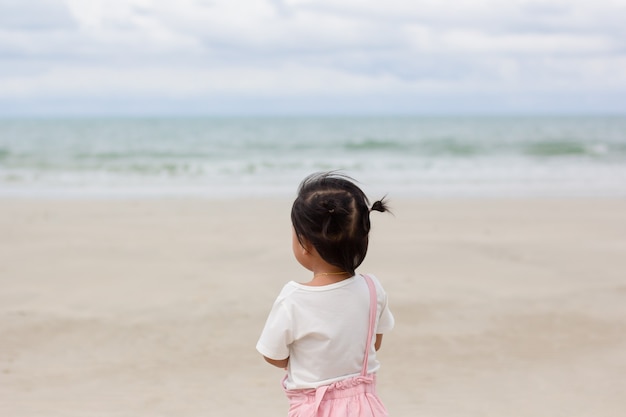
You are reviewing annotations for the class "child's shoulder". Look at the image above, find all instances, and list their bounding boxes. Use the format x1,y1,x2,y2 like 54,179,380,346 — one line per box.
361,273,390,293
273,281,302,301
361,272,382,285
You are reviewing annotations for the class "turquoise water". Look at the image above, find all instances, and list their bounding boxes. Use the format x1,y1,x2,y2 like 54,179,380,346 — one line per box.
0,116,625,198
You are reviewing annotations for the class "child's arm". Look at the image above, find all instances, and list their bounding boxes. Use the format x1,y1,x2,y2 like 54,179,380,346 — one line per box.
375,334,383,351
264,355,289,369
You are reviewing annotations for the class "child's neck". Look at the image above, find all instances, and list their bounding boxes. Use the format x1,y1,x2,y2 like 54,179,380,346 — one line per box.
305,270,352,286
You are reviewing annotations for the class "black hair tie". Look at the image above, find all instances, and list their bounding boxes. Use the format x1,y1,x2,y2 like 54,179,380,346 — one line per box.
323,199,337,214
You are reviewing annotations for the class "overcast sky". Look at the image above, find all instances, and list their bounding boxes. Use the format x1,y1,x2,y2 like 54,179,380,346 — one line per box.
1,0,625,116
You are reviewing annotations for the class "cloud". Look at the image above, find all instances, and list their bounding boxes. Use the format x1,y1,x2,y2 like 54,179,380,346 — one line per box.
0,0,625,114
0,0,77,30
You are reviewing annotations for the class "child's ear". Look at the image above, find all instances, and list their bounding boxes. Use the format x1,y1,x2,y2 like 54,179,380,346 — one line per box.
300,237,321,258
300,238,313,254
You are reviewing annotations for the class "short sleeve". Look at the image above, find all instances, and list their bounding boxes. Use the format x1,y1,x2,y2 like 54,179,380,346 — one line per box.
256,297,293,360
376,292,394,333
370,275,394,334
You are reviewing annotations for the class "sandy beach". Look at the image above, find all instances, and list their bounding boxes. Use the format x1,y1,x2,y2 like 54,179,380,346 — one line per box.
1,198,626,417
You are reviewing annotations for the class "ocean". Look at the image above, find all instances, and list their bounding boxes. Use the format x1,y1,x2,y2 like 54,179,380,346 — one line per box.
1,116,625,199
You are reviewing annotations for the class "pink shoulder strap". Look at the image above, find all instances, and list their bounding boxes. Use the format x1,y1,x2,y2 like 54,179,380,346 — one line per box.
361,274,378,376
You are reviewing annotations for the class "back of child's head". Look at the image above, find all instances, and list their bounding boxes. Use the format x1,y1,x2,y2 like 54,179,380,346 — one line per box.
291,172,389,275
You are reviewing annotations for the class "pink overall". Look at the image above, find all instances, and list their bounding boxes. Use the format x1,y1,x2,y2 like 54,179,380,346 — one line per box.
282,275,389,417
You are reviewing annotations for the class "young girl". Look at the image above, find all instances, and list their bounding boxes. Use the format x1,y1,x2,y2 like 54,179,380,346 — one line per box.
256,172,394,417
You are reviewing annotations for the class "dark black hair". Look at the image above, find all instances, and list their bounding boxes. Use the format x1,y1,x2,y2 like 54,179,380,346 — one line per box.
291,172,389,275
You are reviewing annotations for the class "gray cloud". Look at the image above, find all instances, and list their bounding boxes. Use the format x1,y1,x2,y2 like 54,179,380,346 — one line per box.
0,0,77,30
0,0,624,115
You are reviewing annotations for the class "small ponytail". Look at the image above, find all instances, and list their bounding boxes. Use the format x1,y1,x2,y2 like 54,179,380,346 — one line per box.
370,196,390,213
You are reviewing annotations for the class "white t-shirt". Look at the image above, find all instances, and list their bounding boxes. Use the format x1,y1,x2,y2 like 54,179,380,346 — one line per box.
256,274,394,390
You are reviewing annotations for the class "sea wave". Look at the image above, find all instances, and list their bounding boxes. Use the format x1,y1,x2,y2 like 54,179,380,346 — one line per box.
1,116,625,198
